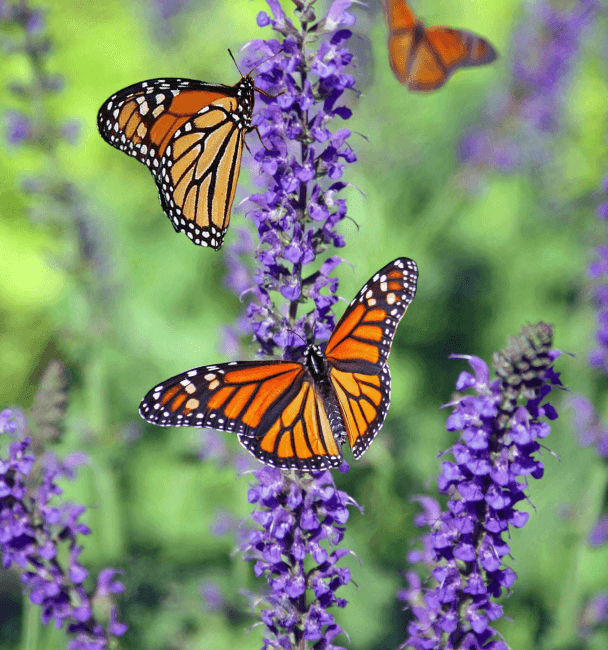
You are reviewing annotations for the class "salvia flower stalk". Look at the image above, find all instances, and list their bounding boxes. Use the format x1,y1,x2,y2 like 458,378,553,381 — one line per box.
401,323,562,650
566,170,608,639
589,174,608,374
233,0,361,360
242,467,360,649
0,410,127,648
459,0,598,177
1,0,112,296
225,1,364,647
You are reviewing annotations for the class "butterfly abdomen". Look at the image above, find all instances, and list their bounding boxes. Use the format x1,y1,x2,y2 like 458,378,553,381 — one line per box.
304,345,348,448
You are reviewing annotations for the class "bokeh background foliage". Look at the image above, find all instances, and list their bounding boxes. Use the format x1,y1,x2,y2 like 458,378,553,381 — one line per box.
0,0,607,649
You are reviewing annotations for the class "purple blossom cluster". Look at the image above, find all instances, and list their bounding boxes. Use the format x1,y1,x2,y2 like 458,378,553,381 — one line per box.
459,0,598,177
241,467,359,649
400,323,562,649
1,0,111,290
0,410,127,648
568,394,608,459
589,175,608,373
567,172,608,637
229,0,361,360
0,1,79,148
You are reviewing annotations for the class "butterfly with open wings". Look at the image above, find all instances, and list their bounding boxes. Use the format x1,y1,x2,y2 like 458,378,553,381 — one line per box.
383,0,497,91
139,258,418,471
97,55,276,250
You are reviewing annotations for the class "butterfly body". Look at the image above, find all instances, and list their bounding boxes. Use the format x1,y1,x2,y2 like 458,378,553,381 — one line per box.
303,343,349,445
139,258,418,471
383,0,497,91
98,74,257,249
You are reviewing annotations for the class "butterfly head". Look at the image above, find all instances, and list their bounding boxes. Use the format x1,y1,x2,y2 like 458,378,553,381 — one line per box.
228,48,284,103
304,344,327,382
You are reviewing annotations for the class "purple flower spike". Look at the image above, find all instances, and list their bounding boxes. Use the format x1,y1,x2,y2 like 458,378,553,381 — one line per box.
0,421,126,646
228,0,361,361
458,0,598,183
573,169,608,632
401,323,561,649
221,3,369,643
241,467,360,648
588,176,608,374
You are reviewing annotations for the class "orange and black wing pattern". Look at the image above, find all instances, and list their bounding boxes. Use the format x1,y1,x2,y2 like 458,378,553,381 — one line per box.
325,257,418,457
139,258,418,470
238,378,344,471
330,364,392,459
97,76,254,249
325,257,418,374
139,360,344,470
383,0,497,91
383,0,419,85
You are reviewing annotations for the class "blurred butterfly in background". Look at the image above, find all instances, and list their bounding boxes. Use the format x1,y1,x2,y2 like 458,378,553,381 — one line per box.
97,53,275,250
139,258,418,471
382,0,497,91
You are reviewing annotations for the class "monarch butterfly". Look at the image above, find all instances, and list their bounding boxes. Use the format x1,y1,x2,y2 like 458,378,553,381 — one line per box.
382,0,497,91
139,258,418,471
97,53,275,250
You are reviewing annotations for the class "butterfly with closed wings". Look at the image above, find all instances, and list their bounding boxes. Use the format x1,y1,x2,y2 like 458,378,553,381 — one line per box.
383,0,497,91
139,258,418,471
97,53,276,250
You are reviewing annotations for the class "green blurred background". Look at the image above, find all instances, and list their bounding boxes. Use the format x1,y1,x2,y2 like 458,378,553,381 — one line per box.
1,0,607,648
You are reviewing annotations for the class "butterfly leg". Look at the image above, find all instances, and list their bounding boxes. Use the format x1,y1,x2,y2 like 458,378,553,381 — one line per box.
248,125,273,152
253,87,285,100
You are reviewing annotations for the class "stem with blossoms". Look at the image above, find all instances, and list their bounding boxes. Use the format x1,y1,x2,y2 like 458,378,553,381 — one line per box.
1,6,127,644
562,170,608,638
235,0,360,359
241,467,361,650
1,0,114,315
400,323,562,649
0,403,127,650
459,0,599,183
223,1,366,647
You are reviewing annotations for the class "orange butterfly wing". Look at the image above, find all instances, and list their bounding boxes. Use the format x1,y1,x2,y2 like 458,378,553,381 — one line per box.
384,0,417,30
416,27,497,90
139,360,343,470
325,258,418,373
98,77,253,249
383,0,497,91
330,366,391,458
139,360,302,433
384,0,418,84
325,257,418,456
238,380,344,470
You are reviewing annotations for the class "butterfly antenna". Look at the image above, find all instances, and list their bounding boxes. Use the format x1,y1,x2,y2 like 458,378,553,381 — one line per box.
286,328,307,345
228,49,243,76
230,48,284,98
310,318,318,339
246,48,284,77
